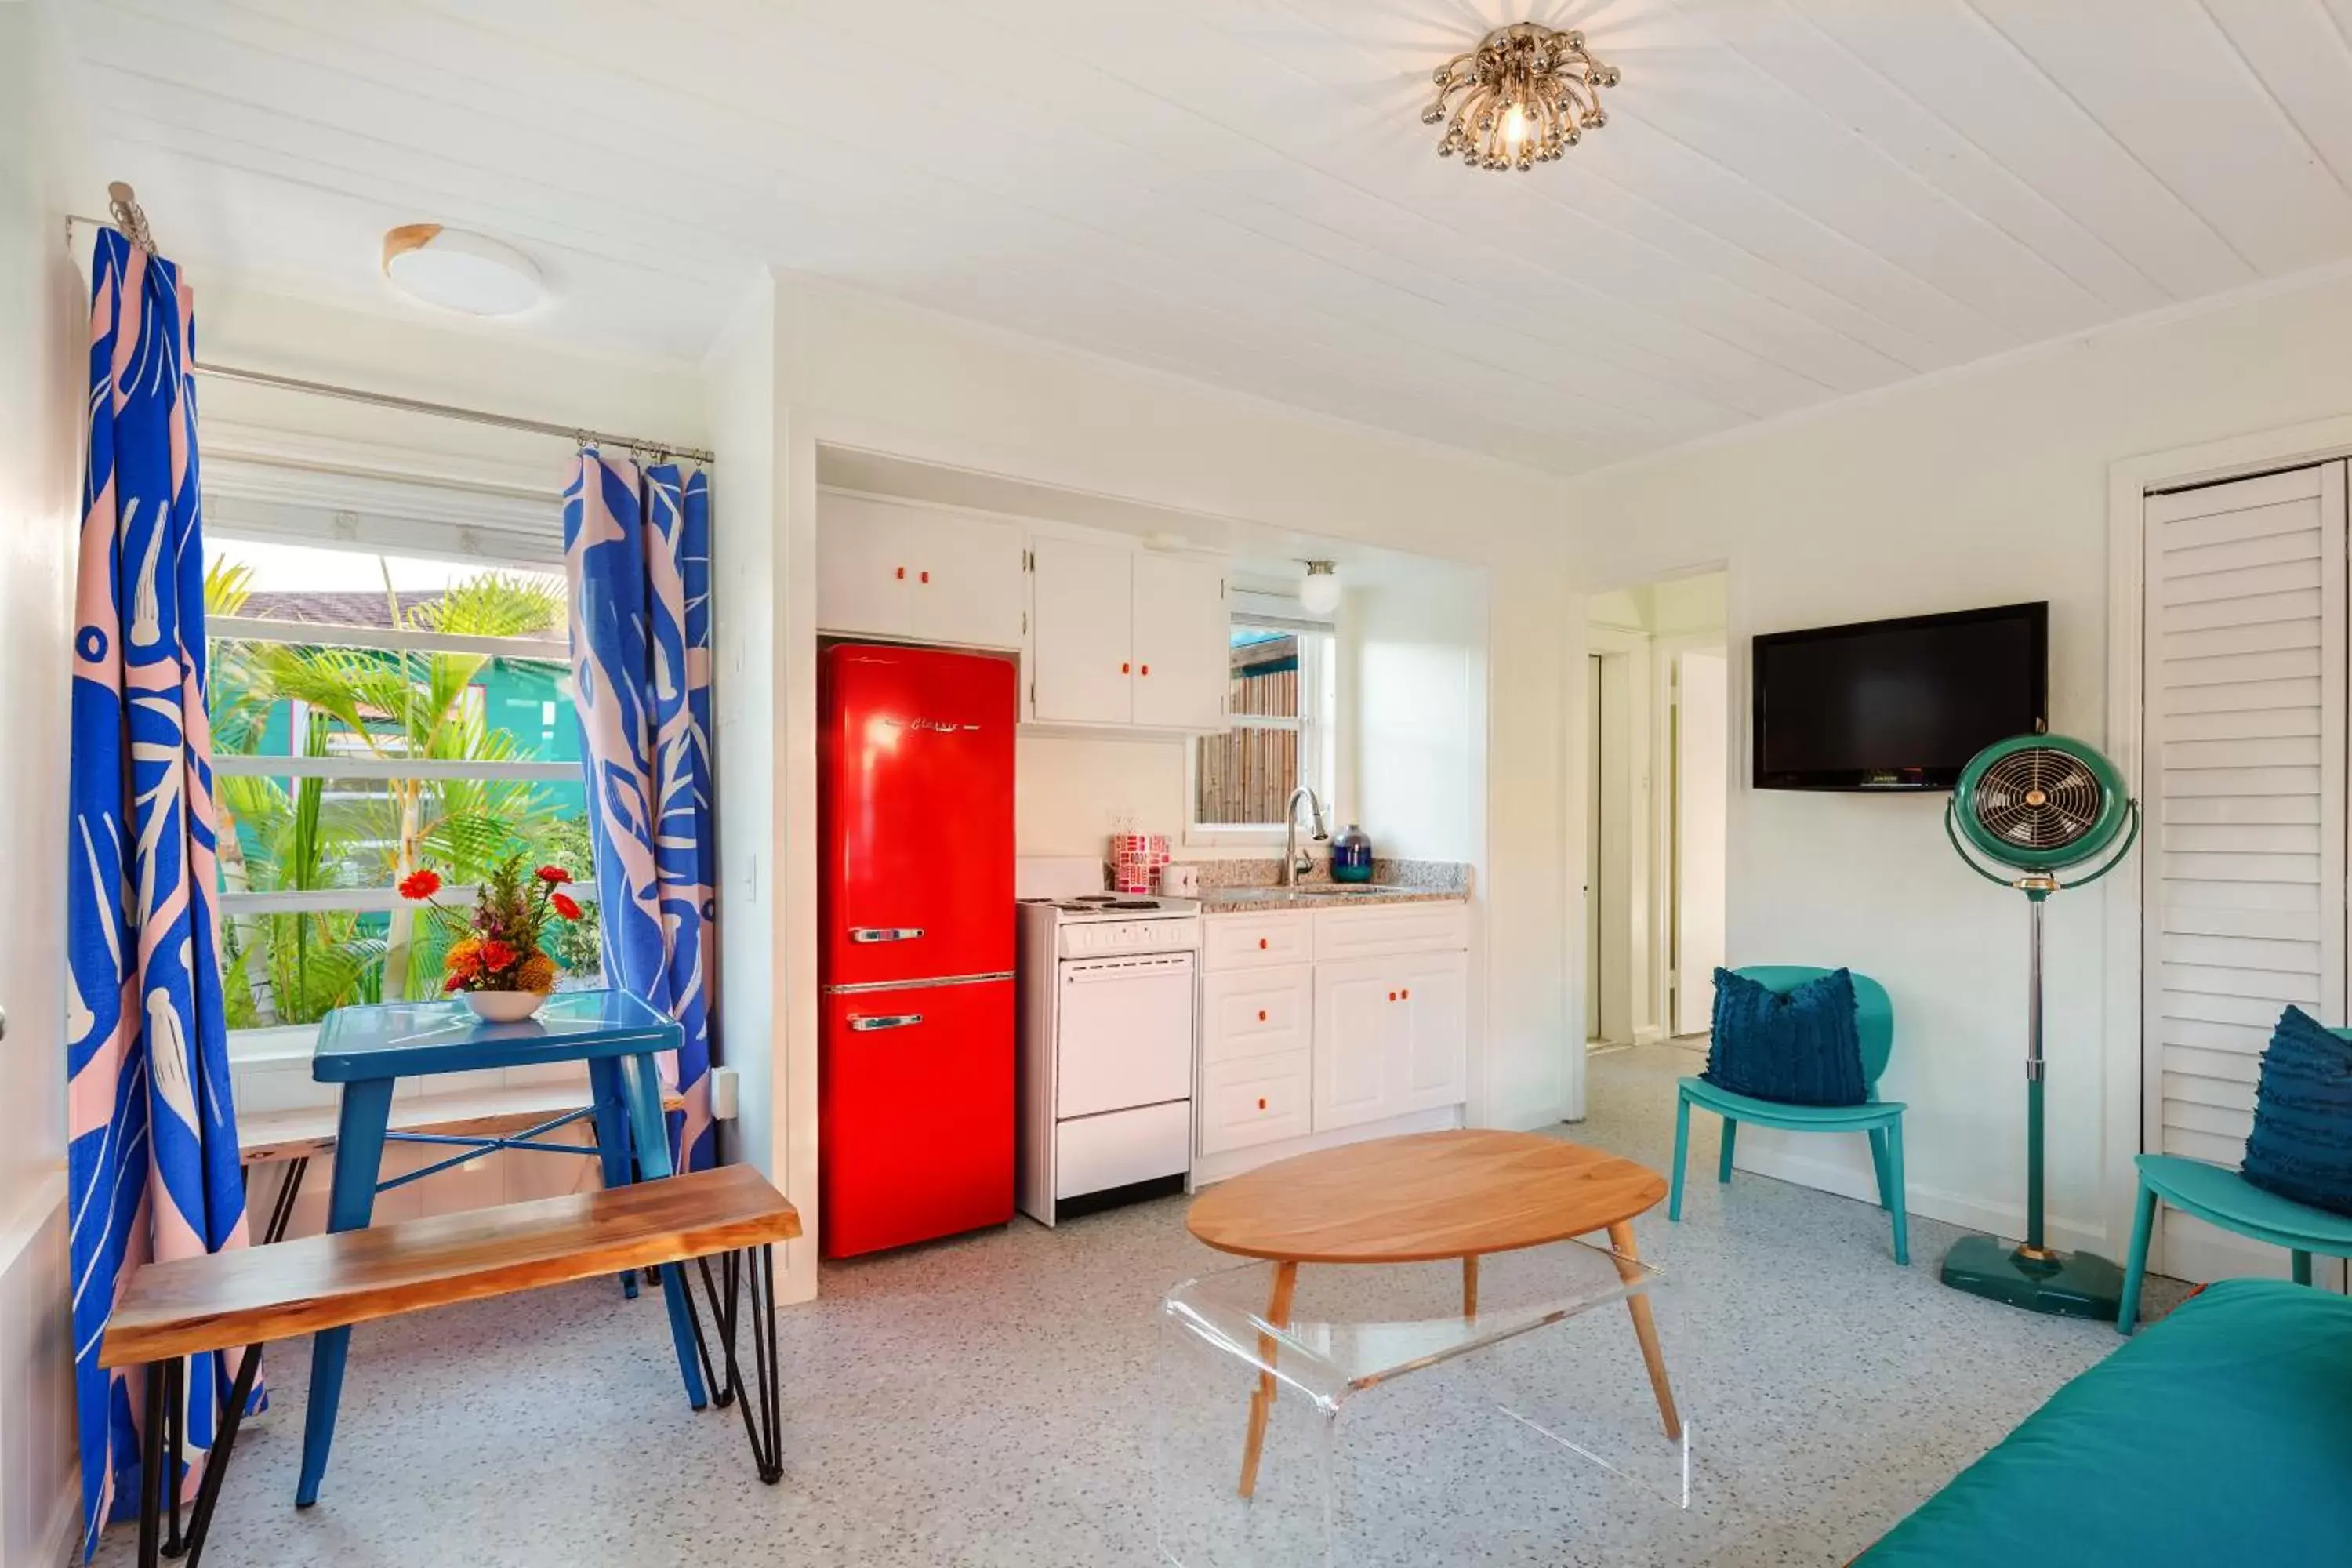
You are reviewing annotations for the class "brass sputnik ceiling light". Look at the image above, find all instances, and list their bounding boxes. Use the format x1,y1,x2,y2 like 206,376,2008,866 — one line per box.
1423,22,1619,171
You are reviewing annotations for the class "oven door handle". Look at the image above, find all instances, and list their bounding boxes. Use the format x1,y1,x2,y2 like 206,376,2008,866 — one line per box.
847,1013,924,1033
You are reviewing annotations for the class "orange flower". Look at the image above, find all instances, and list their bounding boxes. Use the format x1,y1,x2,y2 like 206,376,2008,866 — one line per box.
535,865,572,884
551,892,583,921
516,953,557,993
448,938,483,975
397,869,442,900
480,939,519,972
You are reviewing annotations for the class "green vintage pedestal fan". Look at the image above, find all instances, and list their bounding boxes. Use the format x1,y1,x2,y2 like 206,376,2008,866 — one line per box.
1941,734,2140,1319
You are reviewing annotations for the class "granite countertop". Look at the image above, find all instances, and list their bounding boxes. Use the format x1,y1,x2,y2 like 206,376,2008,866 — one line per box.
1200,884,1468,913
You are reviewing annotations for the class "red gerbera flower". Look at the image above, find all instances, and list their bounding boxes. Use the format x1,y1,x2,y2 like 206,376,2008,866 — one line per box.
551,892,583,921
535,865,572,885
397,869,442,901
480,939,519,971
443,974,464,992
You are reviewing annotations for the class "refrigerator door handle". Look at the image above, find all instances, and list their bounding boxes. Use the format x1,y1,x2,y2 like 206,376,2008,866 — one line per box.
848,927,927,943
848,1012,925,1032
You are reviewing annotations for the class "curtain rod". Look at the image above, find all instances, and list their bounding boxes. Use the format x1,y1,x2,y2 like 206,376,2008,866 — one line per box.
65,203,716,466
191,361,717,467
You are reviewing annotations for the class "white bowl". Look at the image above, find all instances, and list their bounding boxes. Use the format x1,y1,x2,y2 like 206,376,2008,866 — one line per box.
459,990,549,1024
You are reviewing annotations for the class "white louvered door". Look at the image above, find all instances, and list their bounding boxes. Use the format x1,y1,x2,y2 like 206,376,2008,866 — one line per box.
2143,462,2348,1287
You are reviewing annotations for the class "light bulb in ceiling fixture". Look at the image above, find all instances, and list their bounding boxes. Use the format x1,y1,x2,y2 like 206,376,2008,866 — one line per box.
1501,102,1530,147
1299,561,1342,616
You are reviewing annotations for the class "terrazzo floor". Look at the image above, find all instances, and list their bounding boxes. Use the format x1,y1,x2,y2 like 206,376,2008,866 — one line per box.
96,1042,2189,1567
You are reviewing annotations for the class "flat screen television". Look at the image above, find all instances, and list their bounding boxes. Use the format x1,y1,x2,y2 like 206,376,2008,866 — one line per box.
1752,602,2048,791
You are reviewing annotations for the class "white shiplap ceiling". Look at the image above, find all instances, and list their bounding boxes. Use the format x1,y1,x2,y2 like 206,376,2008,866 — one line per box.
53,0,2352,475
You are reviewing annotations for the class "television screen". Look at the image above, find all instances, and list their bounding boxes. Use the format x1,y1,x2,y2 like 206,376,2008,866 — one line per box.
1752,602,2047,790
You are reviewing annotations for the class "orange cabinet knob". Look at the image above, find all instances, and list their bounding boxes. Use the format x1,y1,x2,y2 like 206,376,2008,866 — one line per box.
1122,662,1131,673
1388,991,1397,1002
1140,663,1150,675
1257,1009,1268,1022
920,569,931,584
1402,988,1411,1000
895,566,906,579
1257,1098,1268,1111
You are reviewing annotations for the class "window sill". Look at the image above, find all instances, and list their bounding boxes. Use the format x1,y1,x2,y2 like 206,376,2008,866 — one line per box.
227,1025,321,1070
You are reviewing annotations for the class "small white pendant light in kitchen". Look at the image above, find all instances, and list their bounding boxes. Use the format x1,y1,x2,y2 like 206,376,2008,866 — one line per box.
382,224,542,316
1299,560,1342,616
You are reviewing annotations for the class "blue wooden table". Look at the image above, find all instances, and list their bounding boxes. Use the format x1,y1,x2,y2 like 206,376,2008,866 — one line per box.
296,990,710,1507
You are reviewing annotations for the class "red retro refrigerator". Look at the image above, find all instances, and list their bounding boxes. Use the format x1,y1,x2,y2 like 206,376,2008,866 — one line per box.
818,642,1018,1258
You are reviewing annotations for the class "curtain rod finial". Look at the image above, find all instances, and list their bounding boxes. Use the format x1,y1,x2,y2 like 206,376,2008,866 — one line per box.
105,181,157,256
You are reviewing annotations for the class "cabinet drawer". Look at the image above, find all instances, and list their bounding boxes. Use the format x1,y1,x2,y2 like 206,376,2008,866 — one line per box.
1204,911,1314,971
1313,902,1469,960
1057,1100,1190,1200
1202,967,1312,1065
1199,1052,1312,1156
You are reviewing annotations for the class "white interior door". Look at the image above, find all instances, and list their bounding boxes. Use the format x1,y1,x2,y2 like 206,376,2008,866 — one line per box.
1675,648,1729,1036
2144,461,2348,1289
1586,655,1603,1042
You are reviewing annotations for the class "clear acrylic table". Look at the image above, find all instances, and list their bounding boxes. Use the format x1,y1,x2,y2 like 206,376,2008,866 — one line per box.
1155,1241,1700,1566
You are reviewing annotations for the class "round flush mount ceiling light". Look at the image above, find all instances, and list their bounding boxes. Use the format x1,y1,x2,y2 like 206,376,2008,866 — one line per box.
1300,561,1342,616
382,224,542,316
1423,22,1618,172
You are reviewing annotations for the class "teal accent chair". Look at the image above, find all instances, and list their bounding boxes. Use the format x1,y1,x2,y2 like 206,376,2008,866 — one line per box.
1668,966,1910,1265
2116,1152,2352,1334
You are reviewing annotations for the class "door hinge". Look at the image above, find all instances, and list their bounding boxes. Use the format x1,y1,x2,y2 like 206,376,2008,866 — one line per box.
1023,548,1034,572
1220,579,1227,600
1021,610,1028,635
1029,681,1037,706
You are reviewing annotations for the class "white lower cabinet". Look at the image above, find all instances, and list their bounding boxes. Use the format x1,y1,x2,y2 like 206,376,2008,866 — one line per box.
1198,904,1468,1172
1312,949,1468,1131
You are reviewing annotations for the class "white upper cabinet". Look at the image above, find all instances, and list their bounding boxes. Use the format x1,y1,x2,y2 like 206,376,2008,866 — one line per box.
1131,552,1227,730
1030,535,1135,725
821,495,1231,732
817,493,1024,649
913,510,1025,648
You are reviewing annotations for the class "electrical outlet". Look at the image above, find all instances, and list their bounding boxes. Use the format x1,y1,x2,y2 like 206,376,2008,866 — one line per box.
710,1066,741,1120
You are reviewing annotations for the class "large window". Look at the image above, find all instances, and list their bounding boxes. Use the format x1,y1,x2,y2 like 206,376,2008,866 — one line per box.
1192,620,1337,834
204,537,601,1036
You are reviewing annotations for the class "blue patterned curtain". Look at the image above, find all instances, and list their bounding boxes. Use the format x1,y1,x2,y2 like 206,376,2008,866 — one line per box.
562,453,716,1169
66,229,252,1554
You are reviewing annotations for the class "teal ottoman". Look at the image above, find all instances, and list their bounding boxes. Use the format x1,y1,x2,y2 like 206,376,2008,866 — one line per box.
1860,1279,2352,1565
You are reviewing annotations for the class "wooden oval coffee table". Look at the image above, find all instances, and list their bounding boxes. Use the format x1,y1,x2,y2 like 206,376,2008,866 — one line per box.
1187,1128,1680,1497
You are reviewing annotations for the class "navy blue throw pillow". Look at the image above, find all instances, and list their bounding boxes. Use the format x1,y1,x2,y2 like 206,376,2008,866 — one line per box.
1703,968,1868,1107
2242,1005,2352,1218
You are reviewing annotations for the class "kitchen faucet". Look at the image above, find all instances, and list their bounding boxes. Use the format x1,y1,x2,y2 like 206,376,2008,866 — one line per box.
1280,786,1329,887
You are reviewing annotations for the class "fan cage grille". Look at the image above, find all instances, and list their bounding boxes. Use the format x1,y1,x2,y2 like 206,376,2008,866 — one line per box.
1971,748,2103,852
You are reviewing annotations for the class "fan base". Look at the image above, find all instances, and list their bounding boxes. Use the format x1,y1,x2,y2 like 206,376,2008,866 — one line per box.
1940,1235,2124,1322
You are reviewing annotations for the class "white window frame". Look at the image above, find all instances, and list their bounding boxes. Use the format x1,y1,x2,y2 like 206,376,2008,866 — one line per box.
206,546,580,1064
1186,615,1338,847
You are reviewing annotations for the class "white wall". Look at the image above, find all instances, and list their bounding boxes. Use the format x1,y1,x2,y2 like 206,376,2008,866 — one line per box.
1565,262,2352,1254
0,2,86,1559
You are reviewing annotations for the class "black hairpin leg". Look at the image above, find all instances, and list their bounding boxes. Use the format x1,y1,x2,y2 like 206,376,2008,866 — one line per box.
139,1345,260,1568
138,1364,166,1568
182,1345,263,1568
260,1156,309,1246
694,1246,783,1483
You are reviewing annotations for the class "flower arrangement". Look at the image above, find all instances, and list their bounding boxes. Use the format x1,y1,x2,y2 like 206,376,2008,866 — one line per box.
398,855,583,1008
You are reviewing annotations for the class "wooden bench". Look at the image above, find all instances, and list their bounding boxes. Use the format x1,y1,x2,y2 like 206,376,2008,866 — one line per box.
102,1164,800,1567
239,1083,687,1244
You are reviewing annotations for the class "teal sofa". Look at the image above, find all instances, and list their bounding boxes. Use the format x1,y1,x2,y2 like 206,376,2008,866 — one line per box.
1859,1279,2352,1564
